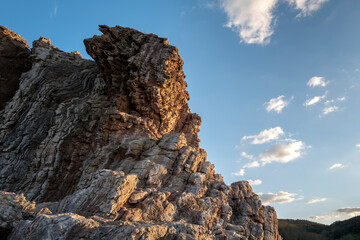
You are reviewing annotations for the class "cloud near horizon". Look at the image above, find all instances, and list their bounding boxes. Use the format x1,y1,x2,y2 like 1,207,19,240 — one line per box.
265,95,293,113
310,207,360,221
220,0,328,44
260,191,303,205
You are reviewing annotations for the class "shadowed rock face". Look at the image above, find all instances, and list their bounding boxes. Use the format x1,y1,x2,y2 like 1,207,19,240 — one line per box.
0,26,31,110
0,25,282,240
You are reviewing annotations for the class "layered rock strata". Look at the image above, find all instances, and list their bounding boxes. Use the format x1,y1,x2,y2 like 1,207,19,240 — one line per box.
0,25,282,240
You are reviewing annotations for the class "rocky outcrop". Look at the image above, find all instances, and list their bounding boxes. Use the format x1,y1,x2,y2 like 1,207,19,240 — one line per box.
0,25,281,240
0,26,31,110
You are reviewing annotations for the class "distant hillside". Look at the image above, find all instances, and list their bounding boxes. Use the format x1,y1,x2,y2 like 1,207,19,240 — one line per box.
278,219,328,240
279,216,360,240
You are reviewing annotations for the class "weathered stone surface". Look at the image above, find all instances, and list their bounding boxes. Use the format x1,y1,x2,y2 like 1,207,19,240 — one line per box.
50,170,138,218
83,25,201,137
0,26,282,239
0,26,31,110
0,191,51,239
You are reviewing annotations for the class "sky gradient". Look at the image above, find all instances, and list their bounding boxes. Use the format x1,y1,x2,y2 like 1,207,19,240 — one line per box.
1,0,360,224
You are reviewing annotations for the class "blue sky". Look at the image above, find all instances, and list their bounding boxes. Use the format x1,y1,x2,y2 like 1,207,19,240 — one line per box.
2,0,360,224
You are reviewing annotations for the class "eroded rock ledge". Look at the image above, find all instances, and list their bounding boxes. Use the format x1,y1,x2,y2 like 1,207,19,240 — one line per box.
0,25,282,240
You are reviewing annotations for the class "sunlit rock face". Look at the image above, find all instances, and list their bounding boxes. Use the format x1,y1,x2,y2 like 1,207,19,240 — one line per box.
0,25,282,240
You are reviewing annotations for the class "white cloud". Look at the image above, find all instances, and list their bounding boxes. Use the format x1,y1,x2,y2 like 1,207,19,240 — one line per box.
328,163,344,170
242,127,284,144
307,76,328,87
324,99,334,104
50,4,58,18
264,95,293,113
321,96,344,116
310,207,360,222
220,0,278,45
337,207,360,215
232,169,245,176
199,0,218,9
304,93,326,106
356,144,360,148
241,152,254,160
307,198,327,204
260,191,302,205
325,97,346,105
243,161,260,168
260,140,306,164
286,0,329,17
219,0,327,45
248,179,262,186
322,105,339,115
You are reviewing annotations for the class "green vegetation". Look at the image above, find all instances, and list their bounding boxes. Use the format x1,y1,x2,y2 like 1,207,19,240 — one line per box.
278,216,360,240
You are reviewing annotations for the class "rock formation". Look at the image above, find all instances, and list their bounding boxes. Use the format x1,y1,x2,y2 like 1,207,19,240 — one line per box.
0,26,31,110
0,25,282,240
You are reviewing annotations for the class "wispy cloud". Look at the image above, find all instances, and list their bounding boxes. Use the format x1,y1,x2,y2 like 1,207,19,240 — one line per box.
197,0,218,9
328,163,344,170
320,97,345,116
260,191,303,205
322,105,339,115
241,151,254,160
232,169,245,176
286,0,329,17
260,140,306,164
307,76,328,87
248,179,262,186
307,198,327,204
264,95,293,113
304,92,327,106
50,4,58,18
325,97,346,105
242,127,284,144
243,161,260,168
310,207,360,221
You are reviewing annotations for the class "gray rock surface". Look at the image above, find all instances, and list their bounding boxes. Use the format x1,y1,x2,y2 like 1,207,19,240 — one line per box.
0,25,282,240
0,26,31,110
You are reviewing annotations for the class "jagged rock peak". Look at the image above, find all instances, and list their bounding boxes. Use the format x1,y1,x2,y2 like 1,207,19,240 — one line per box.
0,26,31,110
0,26,282,240
84,25,201,138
